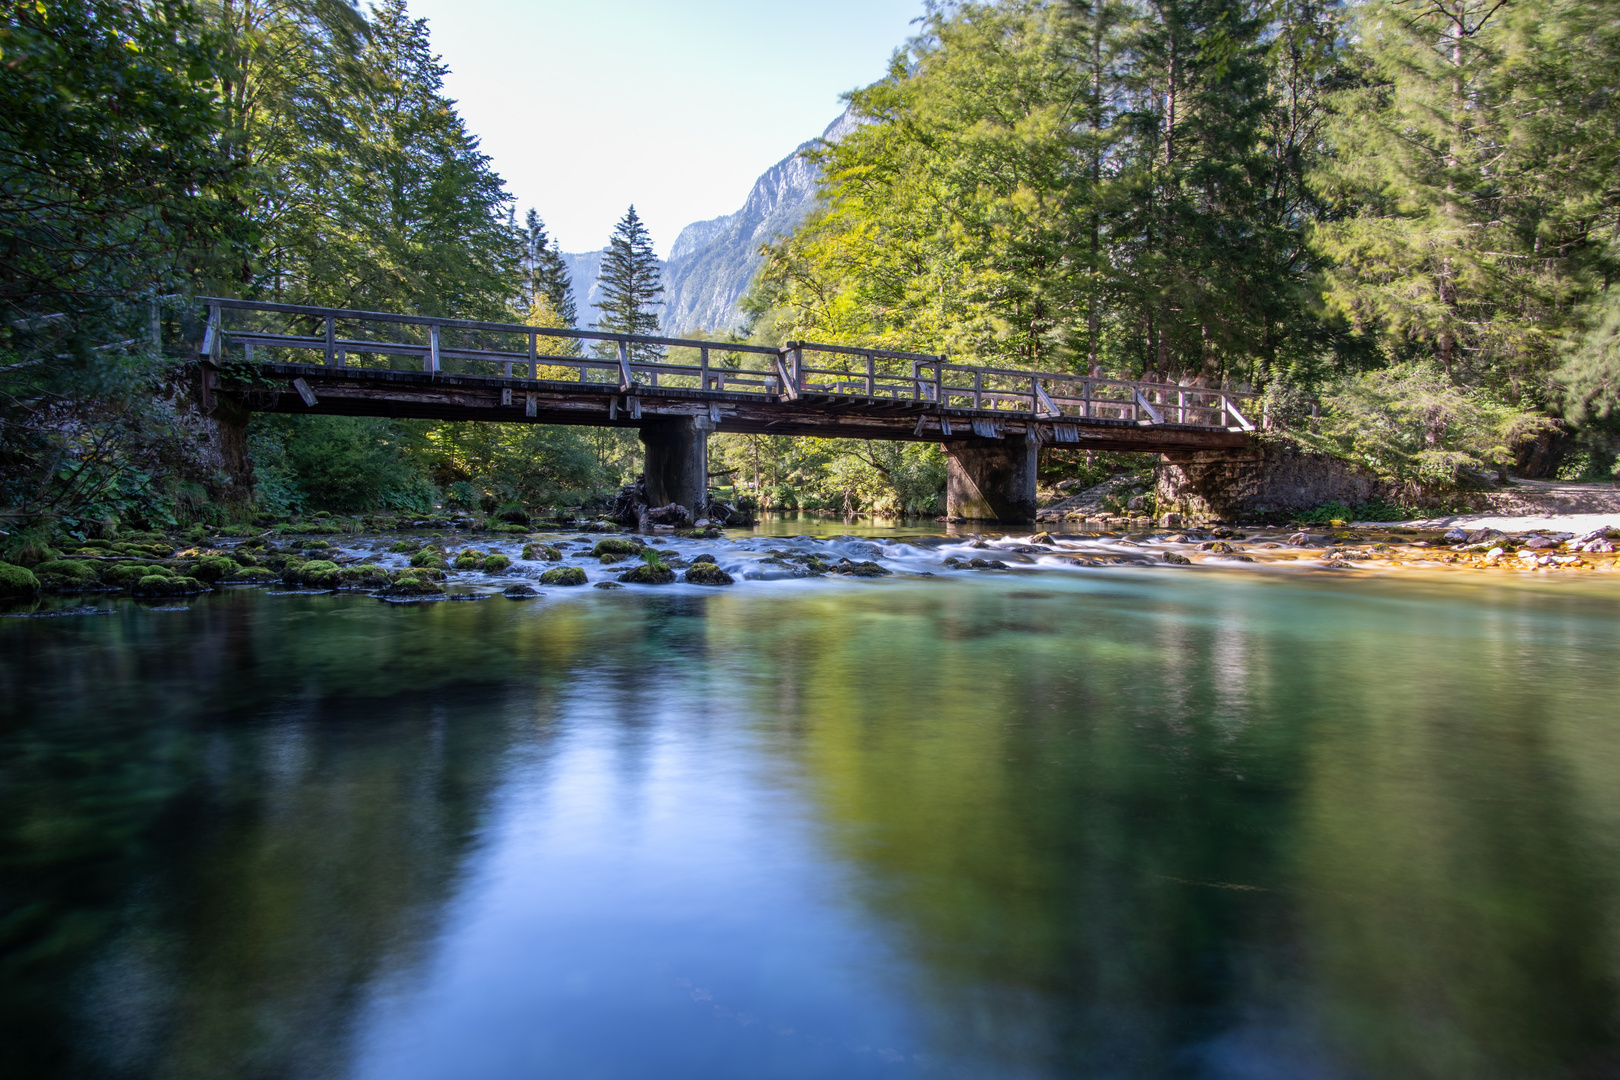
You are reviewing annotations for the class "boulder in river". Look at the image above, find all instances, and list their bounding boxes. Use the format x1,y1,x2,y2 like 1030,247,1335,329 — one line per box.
33,559,101,591
0,561,41,598
380,576,445,598
502,583,538,599
617,563,677,585
830,559,893,577
540,566,588,586
1162,552,1192,565
592,537,644,558
684,563,735,586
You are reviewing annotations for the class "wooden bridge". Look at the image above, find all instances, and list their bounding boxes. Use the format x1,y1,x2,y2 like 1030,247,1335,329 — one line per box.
198,298,1257,521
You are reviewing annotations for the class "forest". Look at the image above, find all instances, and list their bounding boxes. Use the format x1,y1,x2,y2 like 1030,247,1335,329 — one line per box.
1,0,1617,534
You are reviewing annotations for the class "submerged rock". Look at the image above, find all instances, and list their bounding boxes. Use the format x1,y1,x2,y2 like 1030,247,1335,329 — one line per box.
541,566,589,586
1162,552,1192,565
684,563,735,586
830,560,893,577
592,581,624,589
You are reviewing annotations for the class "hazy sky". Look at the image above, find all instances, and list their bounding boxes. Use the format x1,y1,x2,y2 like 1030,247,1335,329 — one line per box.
405,0,924,256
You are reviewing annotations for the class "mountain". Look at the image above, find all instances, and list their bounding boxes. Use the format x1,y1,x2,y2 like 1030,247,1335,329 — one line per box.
560,110,859,337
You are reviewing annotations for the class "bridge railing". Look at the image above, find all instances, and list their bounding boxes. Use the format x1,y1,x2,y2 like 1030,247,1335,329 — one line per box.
199,298,1255,430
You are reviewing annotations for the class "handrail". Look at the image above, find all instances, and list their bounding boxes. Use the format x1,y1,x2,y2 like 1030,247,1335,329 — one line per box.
199,297,1258,429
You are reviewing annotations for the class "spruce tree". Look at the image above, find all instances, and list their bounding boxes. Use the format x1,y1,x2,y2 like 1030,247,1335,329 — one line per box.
595,205,663,361
523,209,576,327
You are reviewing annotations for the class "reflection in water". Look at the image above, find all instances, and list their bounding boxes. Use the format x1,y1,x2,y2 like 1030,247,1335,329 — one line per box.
2,575,1619,1078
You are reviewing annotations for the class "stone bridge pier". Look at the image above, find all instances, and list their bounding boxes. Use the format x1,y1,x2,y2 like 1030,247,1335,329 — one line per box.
945,435,1038,523
639,415,715,517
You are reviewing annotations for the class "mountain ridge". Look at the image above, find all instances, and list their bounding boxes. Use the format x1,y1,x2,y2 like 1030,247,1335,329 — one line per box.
560,110,857,337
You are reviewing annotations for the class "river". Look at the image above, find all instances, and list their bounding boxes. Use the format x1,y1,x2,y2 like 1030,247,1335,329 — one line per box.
3,521,1619,1078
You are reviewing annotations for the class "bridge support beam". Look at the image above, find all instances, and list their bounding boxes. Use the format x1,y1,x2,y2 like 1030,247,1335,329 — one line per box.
945,436,1037,522
639,415,713,518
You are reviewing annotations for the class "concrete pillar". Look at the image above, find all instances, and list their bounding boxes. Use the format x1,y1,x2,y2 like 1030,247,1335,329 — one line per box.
945,436,1038,522
639,416,712,515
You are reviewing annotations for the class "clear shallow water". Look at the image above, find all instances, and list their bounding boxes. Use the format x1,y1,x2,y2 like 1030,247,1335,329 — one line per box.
3,564,1620,1079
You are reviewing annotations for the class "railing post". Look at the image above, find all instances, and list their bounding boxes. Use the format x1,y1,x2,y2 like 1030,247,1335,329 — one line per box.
428,323,440,373
865,352,875,397
793,345,805,396
206,302,222,362
324,314,335,366
616,339,633,391
700,346,710,390
973,369,983,410
529,330,538,380
934,357,944,406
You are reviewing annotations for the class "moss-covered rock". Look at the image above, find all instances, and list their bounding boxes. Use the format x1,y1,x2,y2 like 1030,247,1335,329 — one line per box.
80,538,113,550
502,583,539,598
482,553,512,572
521,543,562,561
190,556,242,583
379,575,444,597
0,561,41,598
691,553,717,564
235,567,278,582
453,549,486,570
34,559,101,590
617,563,676,585
394,566,446,582
591,537,643,557
409,549,448,569
540,565,588,586
102,562,172,589
1162,552,1192,565
287,559,342,588
684,563,735,586
133,574,209,597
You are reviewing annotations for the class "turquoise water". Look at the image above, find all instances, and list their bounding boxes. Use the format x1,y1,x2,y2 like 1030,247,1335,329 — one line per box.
3,558,1619,1078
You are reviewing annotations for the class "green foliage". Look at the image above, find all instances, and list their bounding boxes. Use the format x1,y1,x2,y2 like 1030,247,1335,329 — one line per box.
1295,362,1554,484
1309,0,1620,389
1557,284,1620,434
250,416,434,513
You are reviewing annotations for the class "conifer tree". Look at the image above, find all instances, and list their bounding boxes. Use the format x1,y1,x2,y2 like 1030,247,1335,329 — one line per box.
595,205,663,361
522,209,576,327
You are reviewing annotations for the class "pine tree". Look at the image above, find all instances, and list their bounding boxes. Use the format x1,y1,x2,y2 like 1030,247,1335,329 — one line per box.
595,205,663,361
523,209,576,327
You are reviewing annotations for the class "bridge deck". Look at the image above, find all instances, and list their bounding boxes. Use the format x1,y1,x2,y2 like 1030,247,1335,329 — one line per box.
201,298,1256,455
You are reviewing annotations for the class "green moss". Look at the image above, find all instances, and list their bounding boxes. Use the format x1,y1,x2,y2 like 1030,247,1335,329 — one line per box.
409,549,446,568
380,576,445,597
828,560,892,578
102,562,172,589
34,559,101,590
80,538,113,550
191,556,242,583
288,559,341,588
390,540,418,554
684,563,735,586
339,564,391,588
482,553,512,572
617,564,676,585
236,567,277,581
540,566,588,586
394,566,446,582
591,538,643,557
522,543,562,561
0,562,40,598
133,575,209,597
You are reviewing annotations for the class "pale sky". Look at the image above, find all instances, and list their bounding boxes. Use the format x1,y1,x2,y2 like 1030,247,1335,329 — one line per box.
405,0,924,256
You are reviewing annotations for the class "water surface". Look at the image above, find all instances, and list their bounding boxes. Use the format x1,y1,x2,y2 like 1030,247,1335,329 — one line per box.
3,562,1619,1078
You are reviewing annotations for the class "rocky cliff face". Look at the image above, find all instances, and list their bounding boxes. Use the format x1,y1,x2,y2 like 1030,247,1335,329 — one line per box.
562,110,859,336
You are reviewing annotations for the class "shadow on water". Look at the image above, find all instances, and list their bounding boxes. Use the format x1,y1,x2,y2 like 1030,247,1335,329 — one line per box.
2,574,1619,1078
